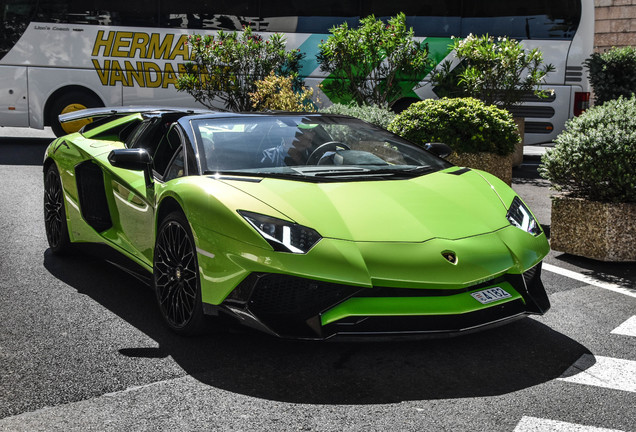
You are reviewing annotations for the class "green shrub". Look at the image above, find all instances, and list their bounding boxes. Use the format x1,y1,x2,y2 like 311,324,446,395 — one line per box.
387,97,519,155
250,72,316,112
317,13,430,108
585,46,636,105
539,96,636,203
322,103,396,129
176,26,303,112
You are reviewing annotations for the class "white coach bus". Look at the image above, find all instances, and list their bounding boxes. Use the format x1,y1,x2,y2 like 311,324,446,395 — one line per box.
1,0,593,143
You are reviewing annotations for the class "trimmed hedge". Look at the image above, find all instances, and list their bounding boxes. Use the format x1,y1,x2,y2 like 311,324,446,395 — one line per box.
539,96,636,203
585,46,636,105
387,97,519,156
321,103,396,129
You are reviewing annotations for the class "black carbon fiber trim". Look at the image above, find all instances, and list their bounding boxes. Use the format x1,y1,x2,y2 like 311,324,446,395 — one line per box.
75,161,112,232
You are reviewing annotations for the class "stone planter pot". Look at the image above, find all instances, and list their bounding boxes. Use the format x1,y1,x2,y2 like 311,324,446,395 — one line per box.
550,196,636,262
447,151,512,185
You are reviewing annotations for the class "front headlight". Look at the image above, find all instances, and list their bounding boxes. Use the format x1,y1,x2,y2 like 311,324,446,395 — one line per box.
506,196,542,236
238,210,322,254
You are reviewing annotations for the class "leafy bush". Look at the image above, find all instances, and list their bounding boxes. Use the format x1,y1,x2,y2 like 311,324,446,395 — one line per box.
539,96,636,203
388,97,519,155
317,13,430,108
322,103,396,129
176,26,303,112
250,73,316,112
431,34,554,110
585,46,636,105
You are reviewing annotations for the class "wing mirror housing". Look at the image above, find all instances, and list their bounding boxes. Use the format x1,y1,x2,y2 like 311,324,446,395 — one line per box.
424,142,453,159
108,148,153,188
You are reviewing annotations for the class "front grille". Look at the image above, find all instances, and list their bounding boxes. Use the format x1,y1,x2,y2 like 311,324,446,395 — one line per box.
228,273,519,338
246,274,360,337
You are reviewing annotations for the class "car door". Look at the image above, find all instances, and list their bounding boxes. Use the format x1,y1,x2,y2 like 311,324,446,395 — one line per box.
108,120,193,267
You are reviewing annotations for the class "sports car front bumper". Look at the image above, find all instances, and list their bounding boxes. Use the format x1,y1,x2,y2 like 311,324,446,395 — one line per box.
212,262,549,339
196,225,550,339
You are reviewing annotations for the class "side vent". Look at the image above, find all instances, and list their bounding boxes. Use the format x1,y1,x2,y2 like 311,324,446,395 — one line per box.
75,161,113,232
448,167,471,176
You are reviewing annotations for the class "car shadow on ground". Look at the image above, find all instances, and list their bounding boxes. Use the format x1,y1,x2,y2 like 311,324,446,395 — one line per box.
552,252,636,287
44,247,593,405
0,138,51,165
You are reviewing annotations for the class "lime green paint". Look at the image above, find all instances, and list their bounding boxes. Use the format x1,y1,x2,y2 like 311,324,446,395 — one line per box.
220,168,510,242
320,283,522,325
44,114,549,326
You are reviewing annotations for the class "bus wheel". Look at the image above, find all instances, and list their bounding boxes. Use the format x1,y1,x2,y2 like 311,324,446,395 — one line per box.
49,91,103,137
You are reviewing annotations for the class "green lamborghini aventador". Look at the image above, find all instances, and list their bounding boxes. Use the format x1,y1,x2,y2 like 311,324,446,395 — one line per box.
43,107,550,339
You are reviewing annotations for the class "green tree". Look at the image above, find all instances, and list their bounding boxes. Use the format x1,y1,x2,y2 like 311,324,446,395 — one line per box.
431,34,554,110
177,26,303,112
316,13,430,108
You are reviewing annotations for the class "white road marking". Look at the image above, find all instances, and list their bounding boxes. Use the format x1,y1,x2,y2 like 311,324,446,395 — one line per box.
542,263,636,299
611,316,636,337
559,354,636,393
514,416,625,432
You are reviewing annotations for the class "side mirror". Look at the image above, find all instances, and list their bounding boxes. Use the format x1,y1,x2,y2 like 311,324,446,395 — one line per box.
108,148,153,187
424,142,453,159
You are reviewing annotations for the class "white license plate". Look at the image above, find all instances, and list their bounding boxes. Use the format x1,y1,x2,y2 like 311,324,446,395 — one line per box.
470,287,512,304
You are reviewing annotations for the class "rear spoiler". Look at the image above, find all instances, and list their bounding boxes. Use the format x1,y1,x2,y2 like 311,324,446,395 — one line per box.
58,106,214,123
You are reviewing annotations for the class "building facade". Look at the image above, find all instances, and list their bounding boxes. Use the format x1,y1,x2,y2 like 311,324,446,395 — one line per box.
595,0,636,51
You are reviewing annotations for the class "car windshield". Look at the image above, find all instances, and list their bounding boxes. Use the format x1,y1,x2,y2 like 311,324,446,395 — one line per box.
191,115,451,180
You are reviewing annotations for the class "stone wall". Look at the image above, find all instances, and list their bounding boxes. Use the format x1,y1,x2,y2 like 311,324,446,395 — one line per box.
595,0,636,52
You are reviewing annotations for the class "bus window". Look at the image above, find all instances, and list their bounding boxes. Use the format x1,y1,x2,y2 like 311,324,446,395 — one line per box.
362,0,461,37
260,0,360,33
461,0,581,40
159,0,258,30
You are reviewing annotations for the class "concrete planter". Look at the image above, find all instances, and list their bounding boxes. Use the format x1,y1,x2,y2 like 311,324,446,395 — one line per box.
447,151,512,185
550,196,636,262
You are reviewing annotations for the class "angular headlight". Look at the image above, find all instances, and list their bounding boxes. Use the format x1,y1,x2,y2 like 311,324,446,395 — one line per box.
238,210,322,254
506,196,542,236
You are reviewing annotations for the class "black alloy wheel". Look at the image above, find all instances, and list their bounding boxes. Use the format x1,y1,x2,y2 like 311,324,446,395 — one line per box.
154,211,204,334
44,163,71,253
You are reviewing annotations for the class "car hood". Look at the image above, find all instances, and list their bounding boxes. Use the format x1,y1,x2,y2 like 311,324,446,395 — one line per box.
219,169,510,242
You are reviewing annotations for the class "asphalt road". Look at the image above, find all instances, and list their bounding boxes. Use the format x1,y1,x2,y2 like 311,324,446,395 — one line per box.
0,130,634,431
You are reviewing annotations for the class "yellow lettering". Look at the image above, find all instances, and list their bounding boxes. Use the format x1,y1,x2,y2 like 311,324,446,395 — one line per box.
148,33,173,60
130,33,150,58
92,59,110,85
111,31,133,57
91,30,114,57
144,62,162,88
125,61,145,87
169,35,190,61
109,60,125,86
162,63,178,88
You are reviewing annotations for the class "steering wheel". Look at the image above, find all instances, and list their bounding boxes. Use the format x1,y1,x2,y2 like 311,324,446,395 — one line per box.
306,141,351,165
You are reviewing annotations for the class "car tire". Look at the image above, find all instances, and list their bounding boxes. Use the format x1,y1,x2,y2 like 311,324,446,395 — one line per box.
44,163,72,254
153,211,205,335
49,91,103,137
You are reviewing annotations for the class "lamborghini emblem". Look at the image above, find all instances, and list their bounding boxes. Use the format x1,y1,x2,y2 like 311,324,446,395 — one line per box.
442,252,458,264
